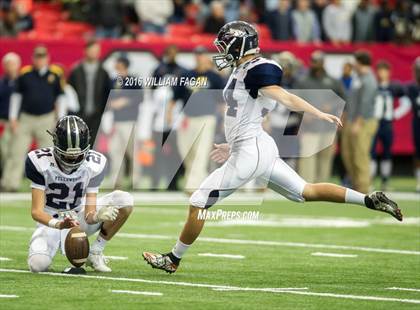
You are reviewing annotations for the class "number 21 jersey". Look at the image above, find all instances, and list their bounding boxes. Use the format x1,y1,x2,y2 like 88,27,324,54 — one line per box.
25,147,107,214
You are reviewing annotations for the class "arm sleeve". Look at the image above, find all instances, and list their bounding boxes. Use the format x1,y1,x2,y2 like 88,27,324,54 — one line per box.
25,156,45,190
244,63,283,99
358,79,377,119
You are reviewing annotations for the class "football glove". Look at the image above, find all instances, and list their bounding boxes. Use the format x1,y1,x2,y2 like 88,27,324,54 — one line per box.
94,206,119,222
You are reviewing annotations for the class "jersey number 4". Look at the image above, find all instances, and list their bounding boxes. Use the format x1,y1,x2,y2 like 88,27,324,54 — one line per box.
226,79,238,117
46,182,84,210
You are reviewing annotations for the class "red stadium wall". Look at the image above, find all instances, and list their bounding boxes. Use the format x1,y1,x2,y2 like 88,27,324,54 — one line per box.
0,39,418,155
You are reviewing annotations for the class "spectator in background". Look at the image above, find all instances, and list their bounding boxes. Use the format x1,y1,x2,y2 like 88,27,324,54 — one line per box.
323,0,352,44
150,45,185,191
1,46,64,191
107,57,142,189
392,0,415,44
405,57,420,191
13,1,33,32
341,51,378,193
353,0,376,42
297,51,344,183
292,0,320,43
371,61,410,191
374,0,394,42
175,46,225,194
203,1,226,34
266,0,294,41
270,51,302,169
135,0,174,33
69,40,111,146
89,0,124,38
312,0,328,41
0,52,20,176
341,61,354,96
0,1,34,37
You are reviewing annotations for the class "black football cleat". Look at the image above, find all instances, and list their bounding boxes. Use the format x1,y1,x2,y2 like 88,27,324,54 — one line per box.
142,252,179,274
367,191,403,221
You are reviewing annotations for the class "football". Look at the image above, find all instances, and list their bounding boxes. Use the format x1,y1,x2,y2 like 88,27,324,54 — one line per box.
64,226,89,268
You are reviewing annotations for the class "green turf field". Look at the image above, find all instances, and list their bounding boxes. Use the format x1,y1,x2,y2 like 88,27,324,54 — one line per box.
0,197,419,309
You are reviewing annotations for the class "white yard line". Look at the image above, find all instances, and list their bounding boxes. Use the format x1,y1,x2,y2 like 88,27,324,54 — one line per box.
0,268,307,293
1,225,419,256
198,253,245,259
386,287,420,293
311,252,358,258
104,256,128,261
1,191,418,203
111,289,162,296
0,294,18,298
0,257,12,261
1,268,419,305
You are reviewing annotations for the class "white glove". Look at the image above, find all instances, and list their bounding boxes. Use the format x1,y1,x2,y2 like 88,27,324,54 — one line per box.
93,206,119,222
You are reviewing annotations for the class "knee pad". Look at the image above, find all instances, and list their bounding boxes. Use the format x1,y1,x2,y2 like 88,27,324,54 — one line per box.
112,190,134,208
28,254,51,273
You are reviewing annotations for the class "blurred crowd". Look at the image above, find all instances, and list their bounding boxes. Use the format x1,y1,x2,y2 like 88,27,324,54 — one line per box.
1,0,420,44
0,41,419,194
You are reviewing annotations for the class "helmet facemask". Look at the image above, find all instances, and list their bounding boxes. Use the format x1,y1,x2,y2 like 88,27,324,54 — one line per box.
213,37,238,70
53,145,90,174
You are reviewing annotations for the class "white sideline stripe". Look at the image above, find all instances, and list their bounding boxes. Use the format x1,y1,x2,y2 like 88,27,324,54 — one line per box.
1,269,420,305
311,252,358,258
0,294,18,298
1,191,418,202
111,290,162,296
105,256,128,261
0,257,12,261
198,253,245,259
1,225,419,256
387,287,420,293
0,268,306,293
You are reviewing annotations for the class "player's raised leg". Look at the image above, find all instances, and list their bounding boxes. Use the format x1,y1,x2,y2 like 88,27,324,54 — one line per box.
266,157,402,221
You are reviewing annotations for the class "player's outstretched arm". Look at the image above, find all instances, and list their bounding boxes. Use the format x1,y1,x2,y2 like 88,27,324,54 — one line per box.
260,85,343,127
31,188,78,229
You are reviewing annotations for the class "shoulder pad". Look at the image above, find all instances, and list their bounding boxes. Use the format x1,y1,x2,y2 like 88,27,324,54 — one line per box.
27,147,55,174
20,65,33,75
86,150,107,177
49,64,64,76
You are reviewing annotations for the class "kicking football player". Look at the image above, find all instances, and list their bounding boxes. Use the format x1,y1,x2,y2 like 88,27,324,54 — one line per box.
143,21,402,273
26,116,133,273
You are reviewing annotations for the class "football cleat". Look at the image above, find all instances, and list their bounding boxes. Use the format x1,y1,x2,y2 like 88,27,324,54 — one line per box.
86,252,112,272
367,191,403,221
142,252,179,274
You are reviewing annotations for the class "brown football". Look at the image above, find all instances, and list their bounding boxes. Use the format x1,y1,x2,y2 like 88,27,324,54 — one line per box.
65,226,89,268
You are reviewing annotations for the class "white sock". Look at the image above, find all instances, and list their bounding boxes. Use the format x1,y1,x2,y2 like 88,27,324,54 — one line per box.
344,188,366,206
416,168,420,183
91,235,107,253
171,239,190,259
370,160,377,178
380,160,392,179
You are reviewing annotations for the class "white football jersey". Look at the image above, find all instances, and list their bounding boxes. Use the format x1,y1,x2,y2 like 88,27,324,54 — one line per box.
223,56,283,143
25,147,107,215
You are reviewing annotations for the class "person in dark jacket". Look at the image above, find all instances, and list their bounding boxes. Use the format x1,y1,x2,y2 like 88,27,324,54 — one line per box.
68,40,111,146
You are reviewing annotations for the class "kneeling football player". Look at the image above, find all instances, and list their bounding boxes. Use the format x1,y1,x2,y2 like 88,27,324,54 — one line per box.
26,116,133,273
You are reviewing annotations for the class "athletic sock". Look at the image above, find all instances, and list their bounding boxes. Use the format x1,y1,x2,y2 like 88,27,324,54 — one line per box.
91,235,107,253
344,188,366,206
171,239,190,261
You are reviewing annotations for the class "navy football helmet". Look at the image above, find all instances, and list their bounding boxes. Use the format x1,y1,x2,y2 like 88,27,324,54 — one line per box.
49,116,90,174
213,21,259,70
